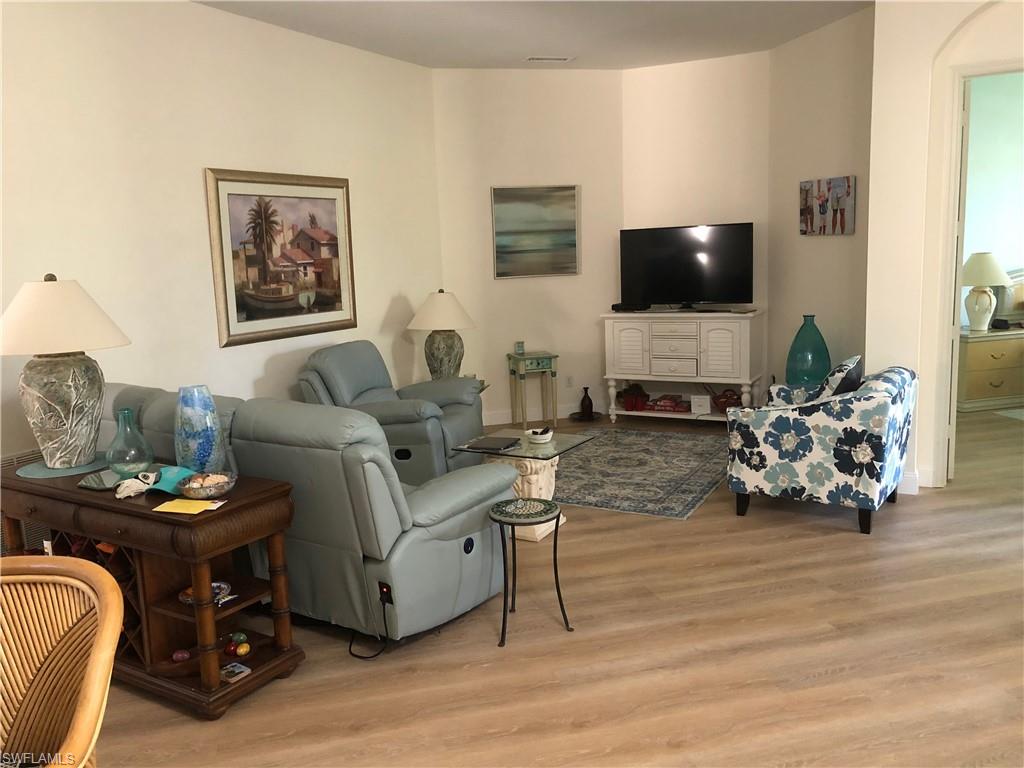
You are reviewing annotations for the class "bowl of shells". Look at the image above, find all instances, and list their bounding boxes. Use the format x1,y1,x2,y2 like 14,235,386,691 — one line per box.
177,471,237,500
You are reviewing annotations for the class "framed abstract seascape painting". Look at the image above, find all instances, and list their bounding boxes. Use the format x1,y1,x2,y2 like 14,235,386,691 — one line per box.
492,185,580,278
205,168,357,347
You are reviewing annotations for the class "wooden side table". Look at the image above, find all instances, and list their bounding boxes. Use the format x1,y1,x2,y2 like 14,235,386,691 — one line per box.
0,466,304,719
507,350,559,429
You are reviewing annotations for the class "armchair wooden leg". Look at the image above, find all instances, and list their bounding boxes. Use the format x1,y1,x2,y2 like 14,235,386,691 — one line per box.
736,493,750,517
886,489,898,504
858,509,872,535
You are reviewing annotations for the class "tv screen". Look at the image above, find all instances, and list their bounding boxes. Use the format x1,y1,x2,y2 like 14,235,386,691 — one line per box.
619,223,753,305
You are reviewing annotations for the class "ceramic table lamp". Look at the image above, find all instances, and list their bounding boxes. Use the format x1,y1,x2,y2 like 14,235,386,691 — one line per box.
962,251,1011,332
407,289,474,379
1,274,130,474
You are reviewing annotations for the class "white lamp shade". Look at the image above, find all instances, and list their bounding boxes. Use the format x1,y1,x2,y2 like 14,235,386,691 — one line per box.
962,252,1011,287
1,277,130,355
407,290,474,331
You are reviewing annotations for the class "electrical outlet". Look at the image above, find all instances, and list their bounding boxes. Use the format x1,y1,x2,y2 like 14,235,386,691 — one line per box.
566,375,574,389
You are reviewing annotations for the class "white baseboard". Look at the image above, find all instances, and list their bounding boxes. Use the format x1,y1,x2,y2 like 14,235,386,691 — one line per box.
898,471,920,494
483,399,607,427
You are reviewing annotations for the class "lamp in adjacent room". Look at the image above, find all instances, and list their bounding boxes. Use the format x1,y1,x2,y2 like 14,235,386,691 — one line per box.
1,274,130,474
962,252,1011,332
407,289,474,379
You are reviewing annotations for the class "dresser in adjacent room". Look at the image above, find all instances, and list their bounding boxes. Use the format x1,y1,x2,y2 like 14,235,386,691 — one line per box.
956,328,1024,411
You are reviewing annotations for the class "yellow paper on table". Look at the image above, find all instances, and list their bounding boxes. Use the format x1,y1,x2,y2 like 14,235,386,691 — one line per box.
153,499,214,515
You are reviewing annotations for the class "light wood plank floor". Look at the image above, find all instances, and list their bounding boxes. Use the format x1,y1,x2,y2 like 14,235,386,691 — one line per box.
99,411,1023,767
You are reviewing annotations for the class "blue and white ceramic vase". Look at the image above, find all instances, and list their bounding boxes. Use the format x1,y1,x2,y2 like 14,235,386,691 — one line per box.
174,385,226,472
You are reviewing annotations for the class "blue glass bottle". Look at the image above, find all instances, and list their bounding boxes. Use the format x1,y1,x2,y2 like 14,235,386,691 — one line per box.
106,408,154,478
174,385,226,472
785,315,831,389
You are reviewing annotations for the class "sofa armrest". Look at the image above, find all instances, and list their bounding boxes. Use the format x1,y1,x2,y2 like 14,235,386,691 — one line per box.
397,377,481,408
353,399,443,425
297,369,333,405
405,463,518,528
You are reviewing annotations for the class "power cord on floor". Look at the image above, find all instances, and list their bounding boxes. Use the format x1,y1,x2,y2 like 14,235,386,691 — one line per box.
348,594,390,660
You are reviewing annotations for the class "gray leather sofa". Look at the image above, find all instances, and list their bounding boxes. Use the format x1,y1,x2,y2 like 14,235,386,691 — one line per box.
99,383,517,640
297,341,483,485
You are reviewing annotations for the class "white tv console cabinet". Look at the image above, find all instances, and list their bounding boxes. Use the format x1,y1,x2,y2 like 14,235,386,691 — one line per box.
603,310,767,423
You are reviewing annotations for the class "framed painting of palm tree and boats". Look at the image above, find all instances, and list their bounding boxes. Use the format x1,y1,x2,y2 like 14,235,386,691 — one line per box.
205,168,356,346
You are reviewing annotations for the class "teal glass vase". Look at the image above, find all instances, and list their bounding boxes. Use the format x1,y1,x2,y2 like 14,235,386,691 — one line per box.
785,315,831,389
105,408,154,478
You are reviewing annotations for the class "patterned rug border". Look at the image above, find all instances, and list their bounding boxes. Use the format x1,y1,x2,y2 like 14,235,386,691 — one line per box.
552,427,727,521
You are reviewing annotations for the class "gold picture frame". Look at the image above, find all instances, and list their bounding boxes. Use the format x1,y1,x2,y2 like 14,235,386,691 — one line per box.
205,168,357,347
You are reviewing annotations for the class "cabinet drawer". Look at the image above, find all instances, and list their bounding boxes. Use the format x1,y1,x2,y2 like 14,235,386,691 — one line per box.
964,338,1024,371
963,368,1024,400
651,358,698,377
651,338,699,357
75,508,174,552
522,357,553,371
651,322,697,337
1,491,79,531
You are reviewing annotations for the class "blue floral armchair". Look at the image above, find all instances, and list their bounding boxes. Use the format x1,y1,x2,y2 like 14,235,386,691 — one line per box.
726,367,918,534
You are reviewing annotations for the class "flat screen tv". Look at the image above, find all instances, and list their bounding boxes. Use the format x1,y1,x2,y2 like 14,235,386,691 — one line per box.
619,223,753,306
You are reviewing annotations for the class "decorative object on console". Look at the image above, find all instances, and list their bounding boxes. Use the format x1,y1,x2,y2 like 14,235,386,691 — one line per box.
707,387,742,413
205,168,357,347
177,471,238,500
690,394,711,415
492,186,579,278
620,383,650,412
105,407,154,478
799,175,856,236
0,274,130,474
785,314,831,390
407,289,475,379
175,385,227,472
514,340,525,355
961,251,1011,332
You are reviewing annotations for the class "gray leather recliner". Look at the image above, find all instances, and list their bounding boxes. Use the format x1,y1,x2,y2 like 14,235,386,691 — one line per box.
297,340,483,485
99,384,517,640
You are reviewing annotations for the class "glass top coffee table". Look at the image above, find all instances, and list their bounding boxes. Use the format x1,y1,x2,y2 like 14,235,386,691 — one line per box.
455,430,595,540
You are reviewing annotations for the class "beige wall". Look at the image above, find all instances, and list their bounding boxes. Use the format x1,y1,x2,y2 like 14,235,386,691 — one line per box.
622,52,772,314
1,2,442,453
767,8,875,380
2,2,879,455
866,0,1023,487
622,31,875,386
432,70,623,424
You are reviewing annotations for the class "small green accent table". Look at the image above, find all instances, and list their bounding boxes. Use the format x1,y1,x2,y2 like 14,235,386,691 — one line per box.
489,497,573,647
507,350,558,429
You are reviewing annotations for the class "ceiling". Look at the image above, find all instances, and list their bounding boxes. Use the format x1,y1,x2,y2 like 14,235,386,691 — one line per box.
204,1,871,70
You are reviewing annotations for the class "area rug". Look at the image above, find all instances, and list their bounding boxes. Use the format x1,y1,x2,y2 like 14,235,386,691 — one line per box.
552,428,727,519
995,408,1024,422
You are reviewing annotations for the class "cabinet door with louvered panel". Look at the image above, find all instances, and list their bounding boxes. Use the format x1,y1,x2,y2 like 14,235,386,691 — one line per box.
699,320,741,378
610,321,650,376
